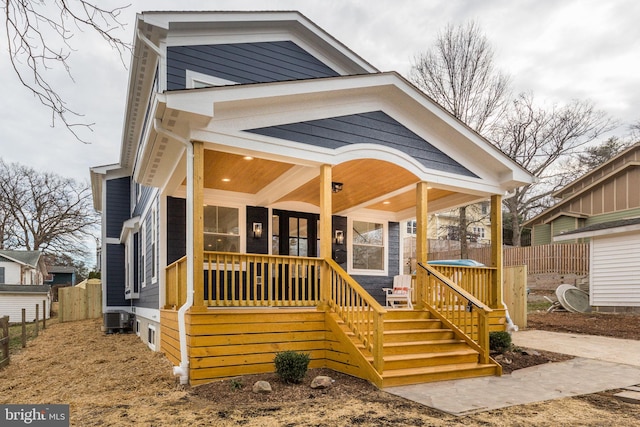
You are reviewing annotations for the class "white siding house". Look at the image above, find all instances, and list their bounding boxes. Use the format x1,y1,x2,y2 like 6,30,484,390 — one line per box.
555,217,640,311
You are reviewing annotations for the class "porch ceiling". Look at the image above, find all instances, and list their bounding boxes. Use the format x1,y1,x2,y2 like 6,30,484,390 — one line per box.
197,150,458,214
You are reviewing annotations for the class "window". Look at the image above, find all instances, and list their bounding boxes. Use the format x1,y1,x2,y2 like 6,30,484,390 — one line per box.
135,320,141,337
186,70,237,89
151,204,158,282
204,206,240,252
473,226,486,239
406,220,417,235
140,222,146,288
352,220,385,272
147,325,156,351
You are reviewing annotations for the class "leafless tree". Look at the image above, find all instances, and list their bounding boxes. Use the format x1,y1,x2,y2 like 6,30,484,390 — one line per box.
410,21,510,135
2,0,129,141
493,93,616,246
410,21,510,257
0,159,98,257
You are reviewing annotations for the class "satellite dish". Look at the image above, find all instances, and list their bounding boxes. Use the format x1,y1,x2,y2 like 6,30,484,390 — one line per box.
556,283,591,313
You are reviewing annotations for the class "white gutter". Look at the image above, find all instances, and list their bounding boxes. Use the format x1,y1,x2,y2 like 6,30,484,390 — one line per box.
136,29,162,56
153,119,194,385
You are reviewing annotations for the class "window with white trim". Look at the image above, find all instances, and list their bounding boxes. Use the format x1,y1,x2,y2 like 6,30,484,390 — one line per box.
147,325,156,351
351,220,386,273
204,206,240,252
151,204,158,283
135,320,140,336
140,221,146,288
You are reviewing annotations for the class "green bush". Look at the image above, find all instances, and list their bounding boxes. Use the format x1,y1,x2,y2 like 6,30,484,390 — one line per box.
489,331,512,353
274,351,310,384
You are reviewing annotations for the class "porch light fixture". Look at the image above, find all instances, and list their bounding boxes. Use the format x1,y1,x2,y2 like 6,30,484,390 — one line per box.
331,182,343,193
252,222,263,239
334,229,344,245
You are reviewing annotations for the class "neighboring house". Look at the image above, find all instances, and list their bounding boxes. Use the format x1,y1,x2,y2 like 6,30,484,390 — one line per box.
0,250,50,322
526,142,640,312
45,266,77,287
525,142,640,245
0,250,47,285
90,11,535,388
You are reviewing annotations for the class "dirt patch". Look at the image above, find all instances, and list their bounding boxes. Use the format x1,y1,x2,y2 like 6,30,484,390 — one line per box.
528,311,640,339
1,314,640,426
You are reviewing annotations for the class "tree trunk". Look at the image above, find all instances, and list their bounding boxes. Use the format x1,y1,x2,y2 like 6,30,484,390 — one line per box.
459,206,468,258
505,198,522,247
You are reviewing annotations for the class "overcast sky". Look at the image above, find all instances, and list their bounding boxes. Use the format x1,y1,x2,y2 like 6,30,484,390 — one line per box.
1,0,639,184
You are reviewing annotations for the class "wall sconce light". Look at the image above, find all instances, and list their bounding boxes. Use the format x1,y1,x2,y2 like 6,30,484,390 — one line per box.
334,229,344,245
252,222,263,239
331,182,343,193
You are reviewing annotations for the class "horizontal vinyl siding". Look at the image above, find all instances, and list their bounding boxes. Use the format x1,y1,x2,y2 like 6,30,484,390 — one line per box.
0,294,50,323
167,41,339,90
584,208,640,227
532,224,552,246
247,111,476,177
591,232,640,307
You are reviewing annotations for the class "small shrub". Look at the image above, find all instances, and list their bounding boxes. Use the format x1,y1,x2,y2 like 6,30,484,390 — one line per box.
230,378,244,391
489,331,512,353
274,351,310,384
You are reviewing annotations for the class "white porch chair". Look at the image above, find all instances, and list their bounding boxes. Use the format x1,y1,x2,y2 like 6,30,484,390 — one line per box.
383,275,413,309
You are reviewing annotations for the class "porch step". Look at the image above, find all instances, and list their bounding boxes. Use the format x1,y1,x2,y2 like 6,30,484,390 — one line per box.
383,329,455,343
382,363,499,388
367,348,479,370
333,308,500,387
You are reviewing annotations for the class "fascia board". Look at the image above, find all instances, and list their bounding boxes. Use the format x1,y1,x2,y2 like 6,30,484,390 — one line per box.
554,223,640,241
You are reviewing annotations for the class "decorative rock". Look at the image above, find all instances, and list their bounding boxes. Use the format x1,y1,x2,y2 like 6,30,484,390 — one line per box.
252,380,272,394
310,376,334,389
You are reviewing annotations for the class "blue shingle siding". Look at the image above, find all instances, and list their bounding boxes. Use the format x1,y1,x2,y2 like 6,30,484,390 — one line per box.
166,41,339,90
132,185,153,217
167,197,186,264
246,111,477,177
106,244,126,307
105,177,131,239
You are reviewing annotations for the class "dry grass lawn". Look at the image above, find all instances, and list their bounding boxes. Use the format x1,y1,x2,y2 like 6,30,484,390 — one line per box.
1,317,640,426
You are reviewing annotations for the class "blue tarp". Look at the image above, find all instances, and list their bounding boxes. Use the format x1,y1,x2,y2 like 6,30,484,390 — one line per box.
427,259,485,267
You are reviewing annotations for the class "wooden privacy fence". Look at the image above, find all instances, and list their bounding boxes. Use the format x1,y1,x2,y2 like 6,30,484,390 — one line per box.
58,279,102,322
429,243,589,275
0,316,9,368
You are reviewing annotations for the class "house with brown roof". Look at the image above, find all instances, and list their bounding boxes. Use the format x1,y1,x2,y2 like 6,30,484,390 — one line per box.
525,142,640,311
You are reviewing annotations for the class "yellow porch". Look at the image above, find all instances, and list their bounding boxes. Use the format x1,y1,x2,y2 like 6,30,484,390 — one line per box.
161,252,506,387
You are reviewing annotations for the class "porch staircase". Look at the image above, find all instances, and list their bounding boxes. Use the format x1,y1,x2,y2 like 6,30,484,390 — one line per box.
333,309,499,388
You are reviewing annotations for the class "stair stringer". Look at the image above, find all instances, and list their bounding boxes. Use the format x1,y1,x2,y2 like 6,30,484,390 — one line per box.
324,311,384,388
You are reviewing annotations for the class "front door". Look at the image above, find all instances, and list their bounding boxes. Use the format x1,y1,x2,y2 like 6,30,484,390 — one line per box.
272,209,319,257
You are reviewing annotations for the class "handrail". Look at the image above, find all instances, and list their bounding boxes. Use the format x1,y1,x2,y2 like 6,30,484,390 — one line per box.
423,264,488,310
429,264,496,308
417,262,492,364
325,259,386,373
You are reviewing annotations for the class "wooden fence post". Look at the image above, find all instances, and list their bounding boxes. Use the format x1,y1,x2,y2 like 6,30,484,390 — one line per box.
22,309,26,348
35,304,39,337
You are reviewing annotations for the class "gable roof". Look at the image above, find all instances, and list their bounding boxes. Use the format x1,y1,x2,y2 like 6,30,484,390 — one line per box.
0,250,42,268
524,141,640,227
119,10,379,173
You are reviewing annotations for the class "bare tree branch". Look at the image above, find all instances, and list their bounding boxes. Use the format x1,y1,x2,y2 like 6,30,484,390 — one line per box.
2,0,130,142
493,93,616,245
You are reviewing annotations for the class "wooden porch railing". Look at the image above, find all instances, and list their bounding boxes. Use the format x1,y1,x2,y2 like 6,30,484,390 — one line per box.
165,256,187,308
417,263,491,364
165,252,323,308
325,259,386,373
429,265,497,308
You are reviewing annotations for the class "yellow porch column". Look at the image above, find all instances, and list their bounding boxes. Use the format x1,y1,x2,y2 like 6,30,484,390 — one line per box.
490,194,503,309
192,141,205,309
415,182,429,307
319,164,332,308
